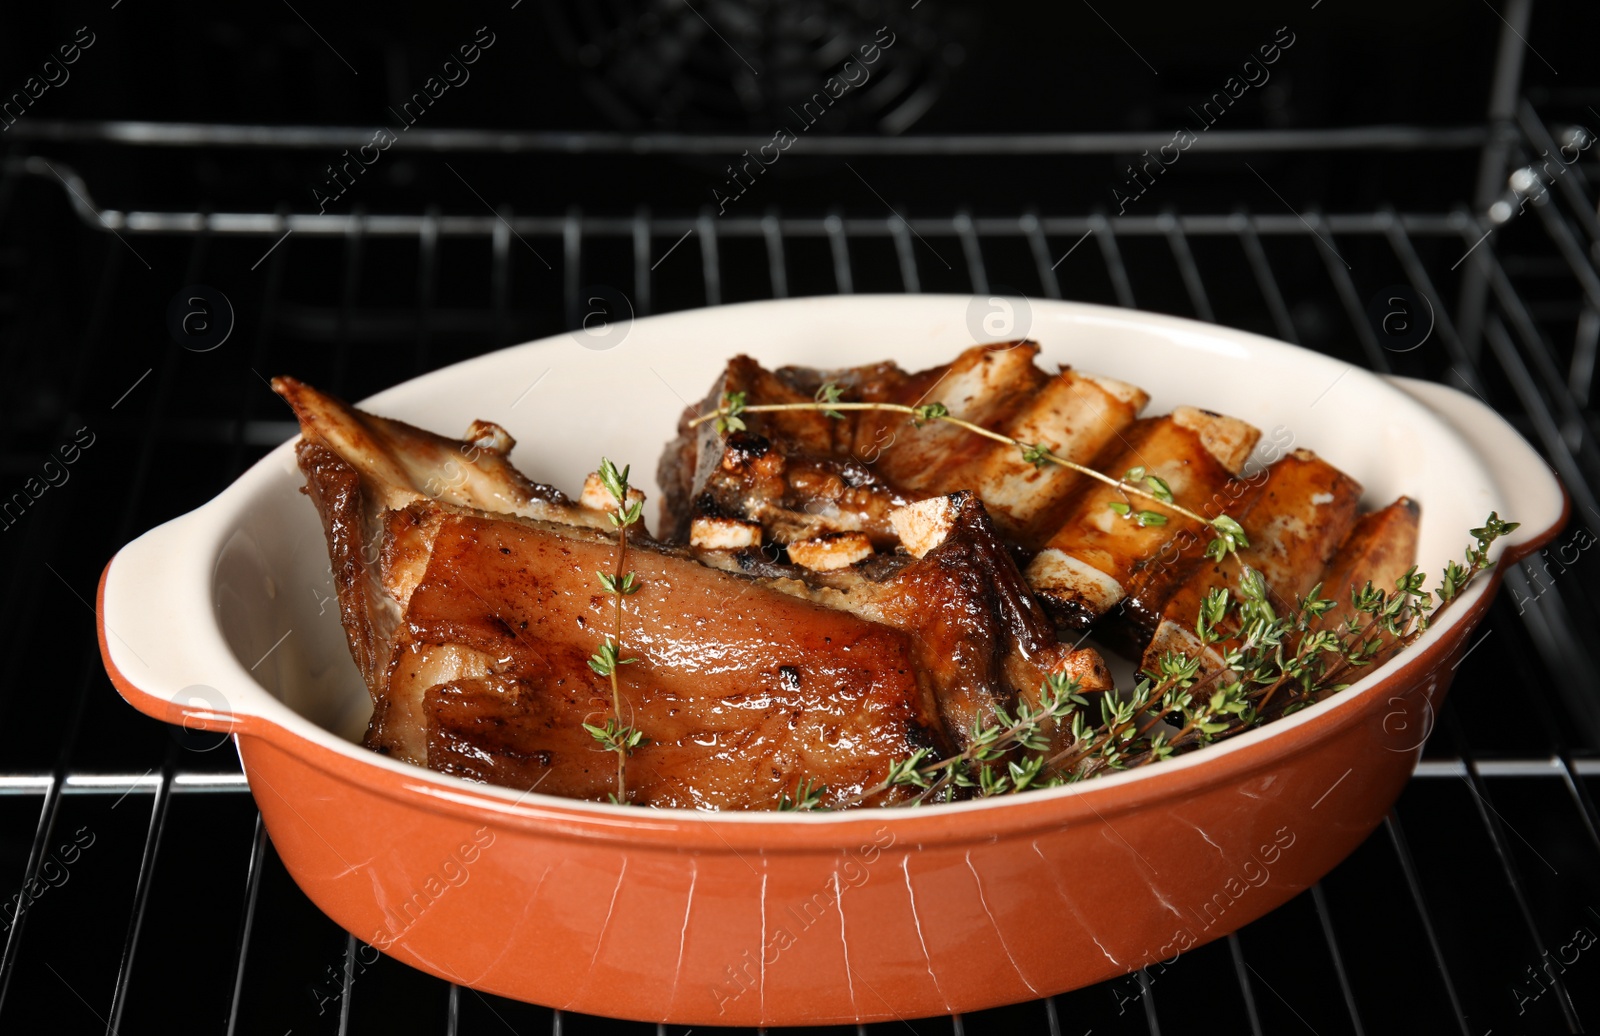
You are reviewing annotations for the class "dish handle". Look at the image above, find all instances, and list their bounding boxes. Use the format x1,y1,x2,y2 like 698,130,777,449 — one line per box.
1384,375,1570,563
96,505,260,741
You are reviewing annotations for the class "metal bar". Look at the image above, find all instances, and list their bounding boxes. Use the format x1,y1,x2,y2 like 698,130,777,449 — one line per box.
1306,211,1391,373
1020,212,1061,300
1516,101,1599,235
1491,582,1600,856
1226,934,1264,1036
227,205,290,477
224,815,268,1036
1043,996,1063,1036
1310,883,1366,1036
105,761,176,1034
698,209,721,306
414,206,438,373
1472,222,1600,428
762,211,788,299
825,212,854,295
1453,219,1498,372
0,773,65,1015
1473,0,1533,209
332,209,365,390
337,932,357,1036
1573,307,1599,406
1138,967,1160,1035
1091,213,1136,308
633,207,652,316
1234,212,1299,343
955,211,988,295
33,168,1483,242
563,208,582,330
0,773,251,794
1160,211,1214,322
1381,212,1486,393
1473,240,1600,508
1524,184,1600,313
889,216,920,293
492,204,511,347
1384,811,1472,1035
446,983,460,1036
4,120,1495,154
1445,709,1582,1031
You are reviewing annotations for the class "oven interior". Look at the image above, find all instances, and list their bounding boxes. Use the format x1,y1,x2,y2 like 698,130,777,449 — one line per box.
1,1,1599,1033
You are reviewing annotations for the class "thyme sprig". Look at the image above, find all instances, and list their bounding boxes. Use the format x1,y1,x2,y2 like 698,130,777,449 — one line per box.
826,511,1519,803
777,777,829,811
850,671,1087,805
585,457,647,803
1069,512,1519,779
690,385,1249,559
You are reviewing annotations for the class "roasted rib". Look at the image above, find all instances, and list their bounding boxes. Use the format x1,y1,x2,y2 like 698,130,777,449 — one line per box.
658,347,1266,644
276,377,1107,809
658,343,1149,550
1136,449,1363,677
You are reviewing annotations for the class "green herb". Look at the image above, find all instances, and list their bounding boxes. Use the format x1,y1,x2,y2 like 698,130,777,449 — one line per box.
1206,514,1250,562
866,671,1085,805
815,382,846,420
715,390,748,435
864,512,1518,800
777,777,829,811
1020,442,1055,468
589,457,648,802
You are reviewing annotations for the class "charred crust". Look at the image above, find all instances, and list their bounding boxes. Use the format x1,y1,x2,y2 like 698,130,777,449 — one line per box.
720,431,773,469
691,491,732,520
1037,592,1099,634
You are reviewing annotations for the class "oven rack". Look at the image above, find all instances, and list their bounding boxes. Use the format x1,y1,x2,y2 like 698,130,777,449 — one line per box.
2,106,1600,1036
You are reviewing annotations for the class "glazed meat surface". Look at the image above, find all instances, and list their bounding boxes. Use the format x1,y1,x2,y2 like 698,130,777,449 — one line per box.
410,512,942,808
690,492,1113,757
276,378,1107,808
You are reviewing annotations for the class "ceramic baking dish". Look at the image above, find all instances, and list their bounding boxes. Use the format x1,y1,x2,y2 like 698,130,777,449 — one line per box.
97,295,1566,1027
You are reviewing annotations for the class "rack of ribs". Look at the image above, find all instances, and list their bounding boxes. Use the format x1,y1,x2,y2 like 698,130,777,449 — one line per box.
657,344,1418,670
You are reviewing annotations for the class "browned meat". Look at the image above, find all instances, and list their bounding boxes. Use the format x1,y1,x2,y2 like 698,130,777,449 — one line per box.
1139,450,1363,677
658,343,1148,550
657,348,1311,657
1314,496,1421,637
277,377,1110,809
408,512,944,808
691,492,1113,752
1025,408,1261,631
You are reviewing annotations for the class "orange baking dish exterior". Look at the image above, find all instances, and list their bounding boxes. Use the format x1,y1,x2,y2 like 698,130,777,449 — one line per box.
95,297,1569,1027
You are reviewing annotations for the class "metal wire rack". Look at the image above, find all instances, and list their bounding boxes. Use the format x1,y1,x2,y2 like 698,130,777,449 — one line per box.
2,85,1600,1036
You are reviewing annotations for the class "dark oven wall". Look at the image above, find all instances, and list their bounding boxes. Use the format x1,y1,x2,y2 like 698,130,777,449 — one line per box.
1,0,1592,214
2,2,1600,1036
